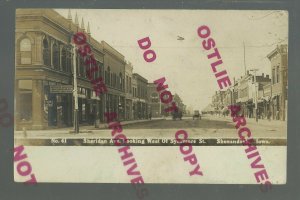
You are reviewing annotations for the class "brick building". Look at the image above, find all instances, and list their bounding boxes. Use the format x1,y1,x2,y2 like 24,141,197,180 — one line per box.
15,9,128,129
147,83,162,117
267,44,288,120
16,9,99,130
133,73,149,119
125,62,133,120
102,41,126,121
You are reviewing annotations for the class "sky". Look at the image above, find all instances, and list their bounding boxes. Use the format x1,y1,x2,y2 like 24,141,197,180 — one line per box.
56,9,288,111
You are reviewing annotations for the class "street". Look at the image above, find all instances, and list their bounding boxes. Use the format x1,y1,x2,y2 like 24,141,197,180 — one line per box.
15,114,287,140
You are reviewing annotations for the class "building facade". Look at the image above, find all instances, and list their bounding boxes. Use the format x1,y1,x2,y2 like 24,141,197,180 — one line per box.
147,83,162,117
133,73,149,119
206,44,288,122
125,62,133,120
102,41,126,121
16,9,107,130
267,44,288,120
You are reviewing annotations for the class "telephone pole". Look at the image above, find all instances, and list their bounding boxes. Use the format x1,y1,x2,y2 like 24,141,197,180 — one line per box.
249,68,259,122
72,43,79,133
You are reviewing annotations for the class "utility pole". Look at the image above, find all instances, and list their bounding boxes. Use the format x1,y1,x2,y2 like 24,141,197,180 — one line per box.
249,69,259,122
72,43,79,133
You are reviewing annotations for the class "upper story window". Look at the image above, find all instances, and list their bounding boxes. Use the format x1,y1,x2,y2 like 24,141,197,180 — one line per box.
61,47,67,72
20,38,31,51
66,50,72,73
43,38,51,66
52,43,60,70
20,38,32,64
276,66,280,83
107,67,111,86
272,68,275,84
119,73,123,90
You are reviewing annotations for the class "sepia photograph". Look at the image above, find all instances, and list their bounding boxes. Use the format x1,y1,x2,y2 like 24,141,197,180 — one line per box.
14,9,288,184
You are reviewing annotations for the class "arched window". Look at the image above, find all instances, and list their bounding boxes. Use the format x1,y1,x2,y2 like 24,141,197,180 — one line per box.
61,47,67,72
52,42,60,69
151,92,159,103
119,73,123,90
20,38,32,64
107,67,111,86
20,38,31,51
79,56,85,77
76,53,80,76
66,50,71,73
43,38,51,66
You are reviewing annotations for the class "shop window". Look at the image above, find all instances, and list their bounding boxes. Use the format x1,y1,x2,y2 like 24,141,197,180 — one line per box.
18,80,32,121
43,38,51,66
52,43,60,69
20,38,32,64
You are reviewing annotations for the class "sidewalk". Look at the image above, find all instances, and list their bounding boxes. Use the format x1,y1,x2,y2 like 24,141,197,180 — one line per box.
203,114,287,137
15,118,165,136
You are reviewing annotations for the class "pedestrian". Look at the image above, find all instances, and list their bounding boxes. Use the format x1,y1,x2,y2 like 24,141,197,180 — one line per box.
267,110,271,121
149,112,152,120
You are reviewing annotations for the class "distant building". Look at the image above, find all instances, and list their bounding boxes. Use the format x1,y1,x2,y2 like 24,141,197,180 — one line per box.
133,73,148,119
212,91,226,114
125,62,133,120
132,75,138,120
236,71,271,118
147,83,162,118
102,41,126,121
267,44,288,120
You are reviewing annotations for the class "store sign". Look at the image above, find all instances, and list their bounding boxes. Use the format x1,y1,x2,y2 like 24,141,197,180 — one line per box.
50,85,73,93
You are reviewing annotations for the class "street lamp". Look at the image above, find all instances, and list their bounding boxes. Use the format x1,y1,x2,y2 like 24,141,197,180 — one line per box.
249,68,259,122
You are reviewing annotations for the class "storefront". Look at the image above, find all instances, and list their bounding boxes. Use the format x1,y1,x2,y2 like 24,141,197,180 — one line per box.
16,79,73,130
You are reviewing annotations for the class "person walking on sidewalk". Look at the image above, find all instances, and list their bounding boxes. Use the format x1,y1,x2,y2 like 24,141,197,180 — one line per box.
149,112,152,120
267,110,272,121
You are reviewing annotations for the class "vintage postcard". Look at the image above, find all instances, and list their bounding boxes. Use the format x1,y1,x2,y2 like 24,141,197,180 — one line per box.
14,9,288,187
